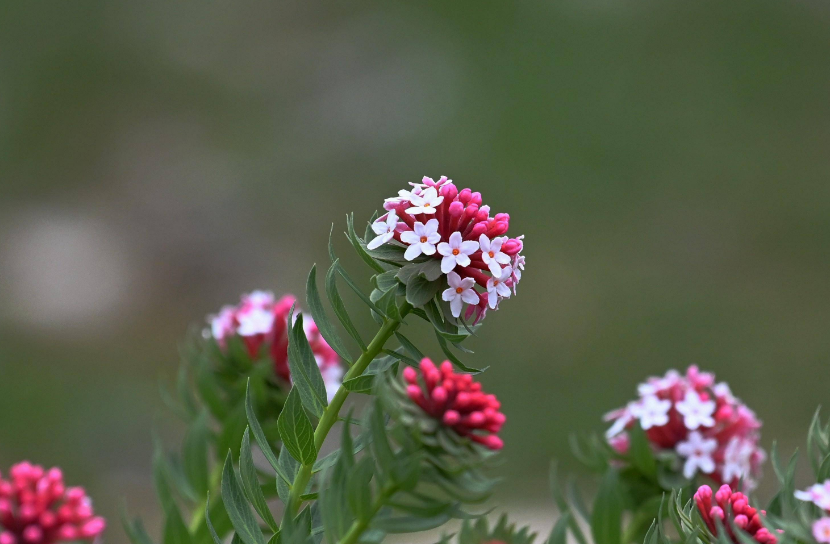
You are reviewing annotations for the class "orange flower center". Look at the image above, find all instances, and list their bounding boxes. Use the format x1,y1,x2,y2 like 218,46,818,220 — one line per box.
455,287,463,294
452,248,460,255
420,236,427,243
488,251,495,258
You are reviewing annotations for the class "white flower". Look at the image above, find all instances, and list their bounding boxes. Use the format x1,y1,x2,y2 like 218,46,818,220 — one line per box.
605,407,633,438
245,290,275,308
630,395,671,430
722,437,753,483
210,306,235,340
405,187,444,215
813,517,830,544
237,307,274,336
441,271,479,317
437,232,479,273
795,481,830,510
486,265,512,309
713,382,736,403
637,370,680,397
676,431,718,479
675,390,716,430
511,254,525,294
400,219,441,260
411,175,452,189
479,234,511,275
367,211,399,250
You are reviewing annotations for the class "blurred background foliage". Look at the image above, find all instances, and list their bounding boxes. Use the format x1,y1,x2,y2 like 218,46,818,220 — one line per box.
1,1,828,542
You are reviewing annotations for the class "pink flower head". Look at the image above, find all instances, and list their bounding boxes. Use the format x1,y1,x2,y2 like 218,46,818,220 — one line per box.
605,366,765,490
794,480,830,512
694,485,780,544
206,291,342,401
0,462,105,544
813,518,830,544
373,176,526,320
403,358,506,451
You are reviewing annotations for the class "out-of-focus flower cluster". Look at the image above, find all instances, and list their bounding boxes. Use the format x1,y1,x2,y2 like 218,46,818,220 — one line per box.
0,462,105,544
605,366,765,488
403,358,506,450
694,485,779,544
370,176,525,322
207,291,342,401
795,480,830,543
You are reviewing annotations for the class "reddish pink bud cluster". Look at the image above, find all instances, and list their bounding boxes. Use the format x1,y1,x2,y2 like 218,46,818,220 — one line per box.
694,485,780,544
605,366,765,489
207,291,342,399
374,176,526,322
403,358,506,450
0,462,105,544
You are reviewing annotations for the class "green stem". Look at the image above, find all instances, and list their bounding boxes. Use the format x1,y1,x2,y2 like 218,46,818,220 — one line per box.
336,485,397,544
282,302,413,524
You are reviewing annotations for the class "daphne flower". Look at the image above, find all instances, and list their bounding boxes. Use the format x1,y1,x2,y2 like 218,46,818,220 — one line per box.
236,307,275,337
403,358,505,450
405,187,443,215
442,271,479,317
676,390,716,430
511,254,525,294
795,480,830,511
814,518,830,543
630,395,671,430
367,210,399,250
486,266,512,309
400,219,440,260
0,462,105,544
677,431,718,478
478,234,510,275
721,437,755,483
695,485,780,544
437,232,479,273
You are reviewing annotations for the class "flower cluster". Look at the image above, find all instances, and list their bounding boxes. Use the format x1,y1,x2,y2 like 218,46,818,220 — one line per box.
605,366,765,488
0,462,105,544
208,291,342,400
403,358,506,450
370,176,526,321
694,485,779,544
795,480,830,543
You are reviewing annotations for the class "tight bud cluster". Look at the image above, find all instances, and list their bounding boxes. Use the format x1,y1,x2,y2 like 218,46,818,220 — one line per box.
403,358,505,450
207,291,342,400
370,176,526,322
694,485,779,544
605,366,764,488
0,462,105,544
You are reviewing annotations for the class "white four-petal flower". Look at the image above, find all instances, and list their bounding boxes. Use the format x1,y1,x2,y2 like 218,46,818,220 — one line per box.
405,187,444,215
630,395,671,430
441,271,479,318
676,431,718,479
486,265,513,309
437,232,479,273
721,436,753,483
675,390,716,430
367,211,399,250
400,219,441,260
237,307,274,336
479,234,511,275
795,481,830,510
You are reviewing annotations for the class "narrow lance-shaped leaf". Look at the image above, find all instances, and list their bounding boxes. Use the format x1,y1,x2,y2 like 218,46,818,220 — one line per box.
326,260,367,351
287,309,328,417
590,468,623,544
306,264,353,365
243,381,292,486
221,452,266,544
205,493,224,544
346,213,385,274
239,428,278,531
278,388,317,466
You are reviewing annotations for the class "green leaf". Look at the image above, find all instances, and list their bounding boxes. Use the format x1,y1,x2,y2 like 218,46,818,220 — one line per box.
182,411,211,497
347,457,376,521
277,388,317,466
244,381,292,486
239,428,278,531
332,260,390,319
342,374,377,394
377,286,401,321
326,260,367,351
306,264,353,365
163,504,194,544
590,469,622,544
627,423,657,478
221,452,266,544
405,272,442,308
374,270,400,292
373,513,452,533
346,213,385,273
120,510,157,544
276,447,301,503
434,330,485,374
397,260,443,284
287,310,328,417
205,493,224,544
547,512,571,544
394,332,424,362
152,439,176,513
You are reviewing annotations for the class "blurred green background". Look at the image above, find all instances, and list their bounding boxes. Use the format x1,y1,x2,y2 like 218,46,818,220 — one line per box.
1,1,829,541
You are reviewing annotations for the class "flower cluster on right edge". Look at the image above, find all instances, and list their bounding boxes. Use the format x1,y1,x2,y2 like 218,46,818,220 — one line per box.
604,365,765,489
795,480,830,543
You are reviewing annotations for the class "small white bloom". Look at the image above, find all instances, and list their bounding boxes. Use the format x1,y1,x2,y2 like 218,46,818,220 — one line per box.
795,481,830,510
486,265,512,309
630,395,671,430
605,408,633,438
813,517,830,544
441,271,479,317
367,211,399,250
675,390,716,430
637,370,681,397
676,431,718,479
721,437,753,483
400,219,441,260
245,290,275,308
479,234,511,275
437,232,479,273
511,254,525,294
405,187,444,215
713,382,736,403
237,307,274,336
210,306,236,340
